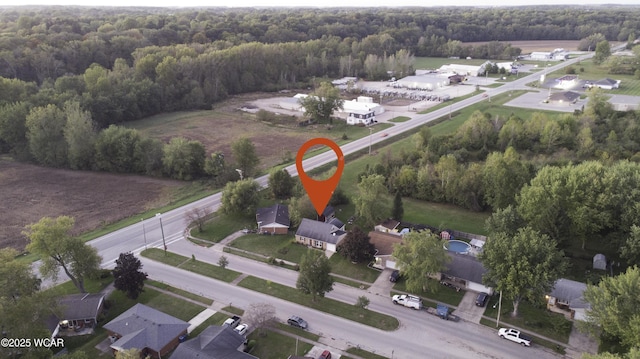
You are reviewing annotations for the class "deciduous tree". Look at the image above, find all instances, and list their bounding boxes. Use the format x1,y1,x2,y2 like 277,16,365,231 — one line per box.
112,252,148,300
162,136,206,180
482,147,530,210
354,174,389,228
337,226,375,263
299,82,344,124
621,226,640,266
594,40,611,65
392,231,449,293
296,250,333,301
268,168,294,199
63,100,96,170
231,137,260,178
185,206,213,233
244,303,276,337
26,104,68,167
24,216,102,293
479,227,567,317
220,178,261,216
582,266,640,351
391,191,404,221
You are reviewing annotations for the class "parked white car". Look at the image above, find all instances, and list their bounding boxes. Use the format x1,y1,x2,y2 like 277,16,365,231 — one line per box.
234,323,249,336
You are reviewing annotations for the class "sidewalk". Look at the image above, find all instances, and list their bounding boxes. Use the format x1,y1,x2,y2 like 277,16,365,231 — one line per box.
161,233,582,357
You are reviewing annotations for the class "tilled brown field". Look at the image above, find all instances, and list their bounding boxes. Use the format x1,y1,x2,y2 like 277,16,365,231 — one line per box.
0,159,184,251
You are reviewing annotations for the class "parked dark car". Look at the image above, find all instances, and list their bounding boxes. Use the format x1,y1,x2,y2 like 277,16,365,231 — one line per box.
475,292,489,307
318,350,332,359
389,270,400,282
287,315,308,329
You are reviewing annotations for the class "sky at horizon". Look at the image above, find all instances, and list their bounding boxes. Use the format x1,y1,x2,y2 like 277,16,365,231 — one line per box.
2,0,640,7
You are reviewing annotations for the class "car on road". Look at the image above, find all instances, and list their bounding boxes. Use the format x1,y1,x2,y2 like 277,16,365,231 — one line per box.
380,133,388,137
287,315,308,329
223,315,241,328
389,270,400,282
475,292,489,307
318,350,332,359
498,327,532,347
234,323,249,336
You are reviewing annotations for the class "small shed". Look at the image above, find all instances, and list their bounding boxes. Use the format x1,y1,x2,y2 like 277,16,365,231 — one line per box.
593,254,607,270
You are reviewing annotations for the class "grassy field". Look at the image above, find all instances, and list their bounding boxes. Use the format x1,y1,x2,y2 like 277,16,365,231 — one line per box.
549,59,640,96
238,275,399,331
414,57,491,69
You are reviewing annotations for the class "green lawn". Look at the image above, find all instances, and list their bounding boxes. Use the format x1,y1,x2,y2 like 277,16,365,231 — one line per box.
45,271,114,296
388,116,411,123
229,234,312,263
392,278,466,308
146,280,214,306
196,213,257,243
238,275,399,331
403,198,490,235
247,329,313,359
346,347,390,359
141,248,242,283
482,298,573,344
273,322,320,342
328,254,381,283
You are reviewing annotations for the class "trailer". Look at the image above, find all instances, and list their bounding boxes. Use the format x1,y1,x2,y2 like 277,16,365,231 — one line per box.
426,303,460,322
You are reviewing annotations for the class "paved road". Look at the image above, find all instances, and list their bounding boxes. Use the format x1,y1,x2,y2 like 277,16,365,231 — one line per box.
139,253,559,359
37,49,618,357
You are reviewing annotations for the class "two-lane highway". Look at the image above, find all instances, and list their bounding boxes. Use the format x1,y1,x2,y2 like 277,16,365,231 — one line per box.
35,50,609,357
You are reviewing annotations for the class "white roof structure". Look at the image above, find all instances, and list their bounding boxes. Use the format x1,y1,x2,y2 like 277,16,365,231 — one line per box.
395,74,450,90
438,61,491,76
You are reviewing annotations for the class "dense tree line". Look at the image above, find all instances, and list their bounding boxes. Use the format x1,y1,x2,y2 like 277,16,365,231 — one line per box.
1,6,638,82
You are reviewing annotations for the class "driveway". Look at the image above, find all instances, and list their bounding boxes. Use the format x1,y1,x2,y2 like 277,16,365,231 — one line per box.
452,291,486,323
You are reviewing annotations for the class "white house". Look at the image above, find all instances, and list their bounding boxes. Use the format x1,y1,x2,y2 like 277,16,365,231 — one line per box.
592,78,621,90
341,96,384,125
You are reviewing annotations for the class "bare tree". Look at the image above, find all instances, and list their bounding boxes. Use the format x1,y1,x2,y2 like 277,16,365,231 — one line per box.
243,303,276,337
184,207,213,233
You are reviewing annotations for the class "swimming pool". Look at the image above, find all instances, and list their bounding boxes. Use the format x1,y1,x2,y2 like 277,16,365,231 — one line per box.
444,240,471,254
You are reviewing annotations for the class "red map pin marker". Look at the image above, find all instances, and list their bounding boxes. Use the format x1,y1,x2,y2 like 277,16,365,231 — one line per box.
296,138,345,217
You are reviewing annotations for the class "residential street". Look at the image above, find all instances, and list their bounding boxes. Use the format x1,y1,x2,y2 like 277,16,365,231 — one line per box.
139,254,561,359
33,49,617,358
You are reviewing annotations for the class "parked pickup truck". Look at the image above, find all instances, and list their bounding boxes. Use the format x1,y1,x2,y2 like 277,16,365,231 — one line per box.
392,294,423,310
223,315,241,328
498,328,532,347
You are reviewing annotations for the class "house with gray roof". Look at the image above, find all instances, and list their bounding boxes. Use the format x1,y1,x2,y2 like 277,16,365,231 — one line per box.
295,218,347,252
256,204,290,234
546,278,590,321
440,252,493,295
171,325,257,359
103,303,189,359
592,78,620,90
548,91,580,104
49,293,105,338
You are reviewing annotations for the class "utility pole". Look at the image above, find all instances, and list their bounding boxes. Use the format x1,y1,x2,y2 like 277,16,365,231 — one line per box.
141,218,148,250
496,290,503,328
156,213,167,254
